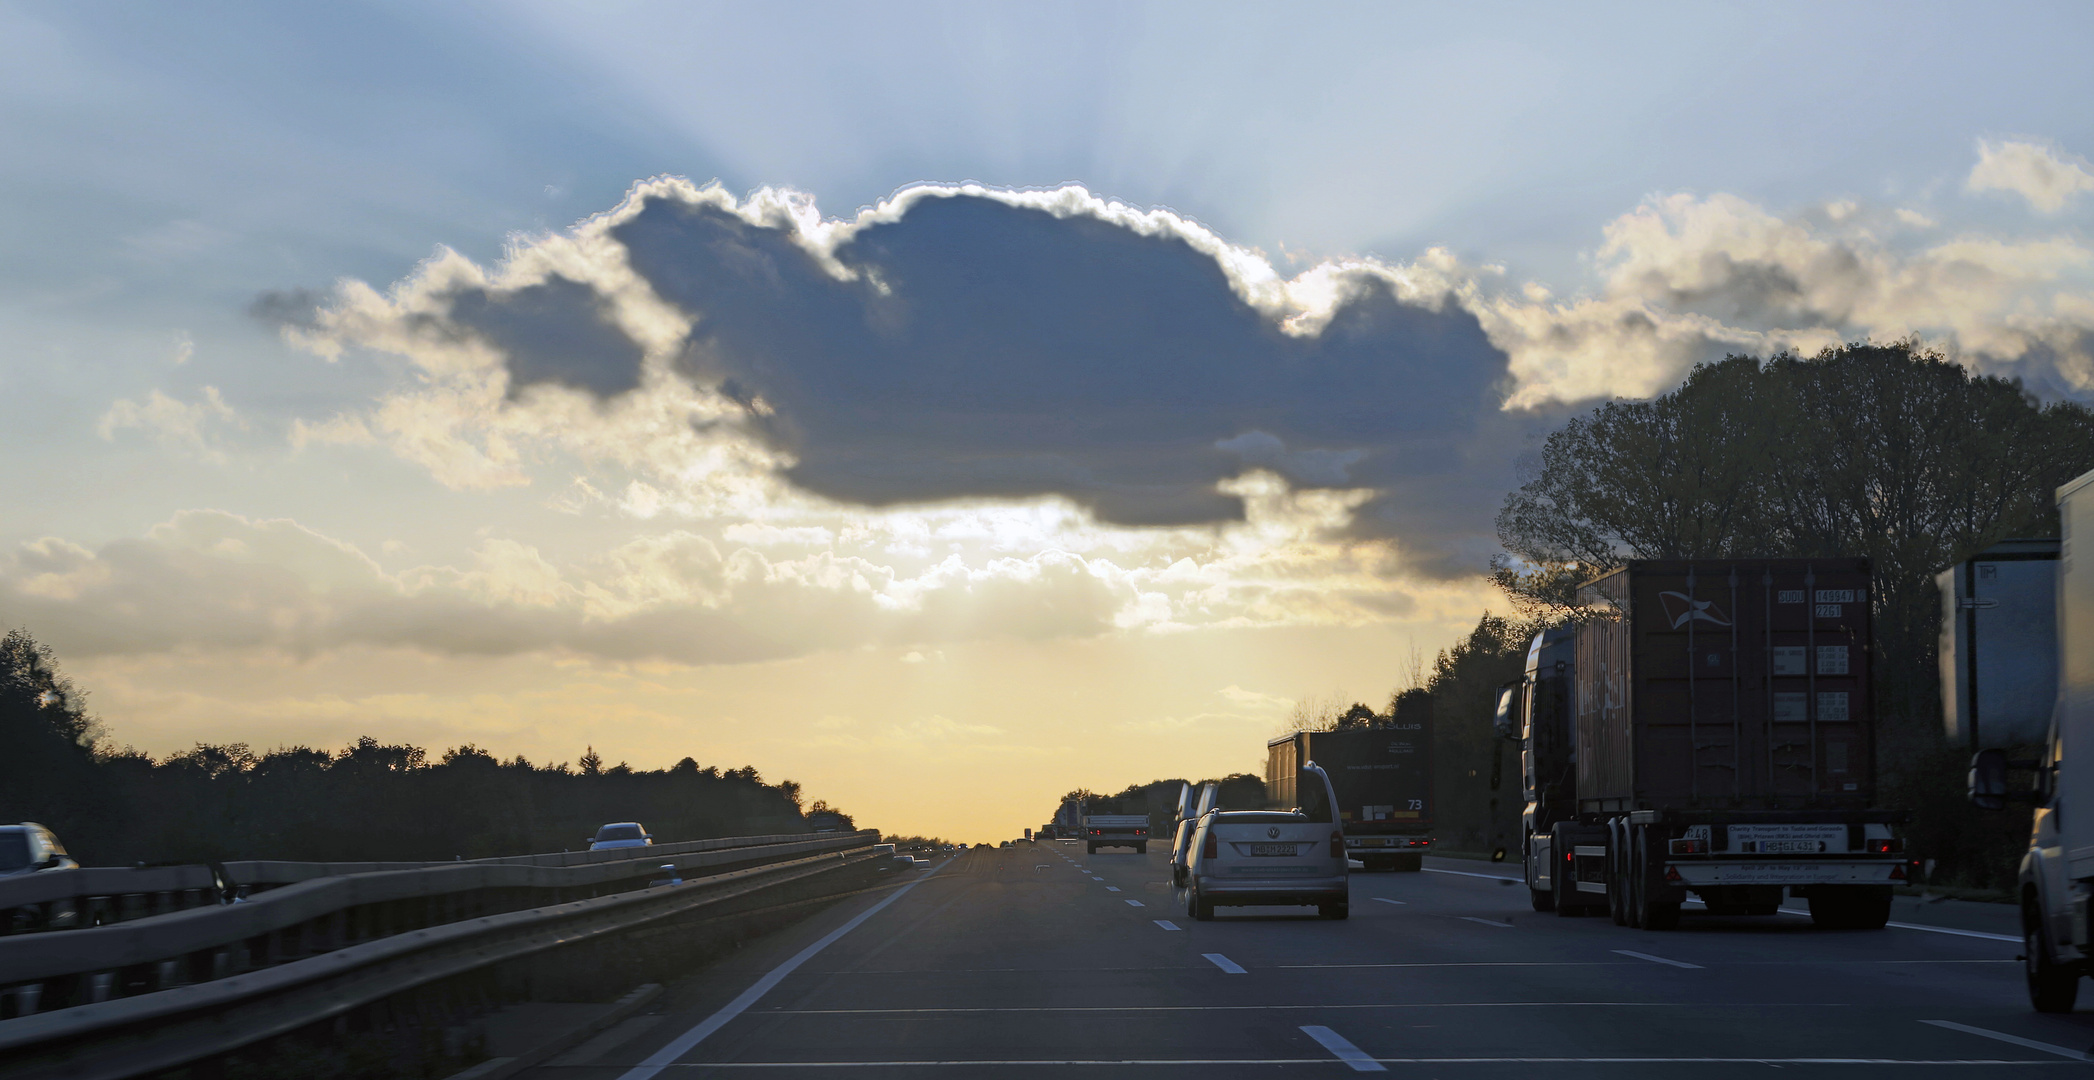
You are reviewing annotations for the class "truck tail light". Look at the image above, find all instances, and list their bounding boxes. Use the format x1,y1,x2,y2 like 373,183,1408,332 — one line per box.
1135,829,1146,836
1330,832,1344,858
1089,829,1101,836
1865,838,1903,854
1668,839,1707,855
1202,831,1218,859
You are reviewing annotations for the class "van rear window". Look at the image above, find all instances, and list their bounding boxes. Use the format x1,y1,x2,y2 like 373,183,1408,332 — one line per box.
0,831,31,872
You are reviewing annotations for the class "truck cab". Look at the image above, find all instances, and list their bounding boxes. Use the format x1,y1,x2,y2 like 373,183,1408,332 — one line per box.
1515,627,1593,913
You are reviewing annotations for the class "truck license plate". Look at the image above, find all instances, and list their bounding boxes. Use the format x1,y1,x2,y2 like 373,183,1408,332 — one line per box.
1251,843,1297,856
1754,840,1827,853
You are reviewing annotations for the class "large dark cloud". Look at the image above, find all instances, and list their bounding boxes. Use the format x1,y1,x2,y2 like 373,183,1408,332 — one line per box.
310,190,1544,573
608,194,1528,567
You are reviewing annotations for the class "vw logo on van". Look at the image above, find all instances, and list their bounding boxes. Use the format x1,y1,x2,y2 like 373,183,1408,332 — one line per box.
1267,827,1280,839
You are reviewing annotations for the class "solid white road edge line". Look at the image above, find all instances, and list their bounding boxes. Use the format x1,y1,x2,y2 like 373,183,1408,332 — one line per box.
1921,1020,2091,1061
1612,949,1703,969
621,1056,2076,1067
1203,952,1246,974
612,864,944,1080
1424,867,1522,882
1772,908,2019,942
1299,1025,1388,1072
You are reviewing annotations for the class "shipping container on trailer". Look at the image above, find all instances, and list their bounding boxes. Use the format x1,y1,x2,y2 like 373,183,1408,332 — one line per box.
1266,702,1434,871
1565,560,1913,931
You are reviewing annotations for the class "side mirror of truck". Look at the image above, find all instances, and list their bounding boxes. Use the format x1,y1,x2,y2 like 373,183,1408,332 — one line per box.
1969,748,2010,811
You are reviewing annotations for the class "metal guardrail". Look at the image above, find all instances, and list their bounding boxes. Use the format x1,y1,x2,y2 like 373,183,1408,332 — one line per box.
0,830,853,934
0,840,886,1080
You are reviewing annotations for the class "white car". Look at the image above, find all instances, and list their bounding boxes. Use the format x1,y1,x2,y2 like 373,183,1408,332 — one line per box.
1184,763,1348,920
587,822,654,851
0,823,76,878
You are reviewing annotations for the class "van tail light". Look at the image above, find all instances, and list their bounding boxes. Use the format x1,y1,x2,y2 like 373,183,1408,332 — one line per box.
1865,837,1903,854
1202,831,1218,859
1330,832,1344,858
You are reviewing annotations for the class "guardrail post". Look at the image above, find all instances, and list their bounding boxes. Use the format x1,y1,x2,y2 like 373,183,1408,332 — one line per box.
89,971,114,1003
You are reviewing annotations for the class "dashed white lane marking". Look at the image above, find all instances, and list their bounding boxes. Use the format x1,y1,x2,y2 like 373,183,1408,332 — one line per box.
1371,897,1406,905
1106,886,1121,892
1300,1025,1387,1072
1459,916,1513,928
1153,919,1182,930
1613,949,1703,969
1424,867,1522,882
1203,953,1246,974
1125,899,1144,907
614,865,942,1080
1922,1020,2090,1061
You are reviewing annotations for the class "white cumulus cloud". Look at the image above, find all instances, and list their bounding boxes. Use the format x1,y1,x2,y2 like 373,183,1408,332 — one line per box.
1967,139,2094,213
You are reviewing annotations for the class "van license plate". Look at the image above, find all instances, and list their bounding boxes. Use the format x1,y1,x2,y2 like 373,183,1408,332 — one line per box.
1251,844,1297,856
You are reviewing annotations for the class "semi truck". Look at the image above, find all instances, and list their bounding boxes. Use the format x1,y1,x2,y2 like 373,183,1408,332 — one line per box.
1266,704,1433,871
1967,481,2094,1012
1519,559,1913,930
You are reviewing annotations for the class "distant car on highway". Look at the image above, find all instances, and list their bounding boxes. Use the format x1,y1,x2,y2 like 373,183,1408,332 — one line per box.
0,823,76,878
1183,763,1348,921
586,822,653,851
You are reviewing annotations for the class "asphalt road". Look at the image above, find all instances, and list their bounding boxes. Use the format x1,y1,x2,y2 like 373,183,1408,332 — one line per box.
523,844,2090,1077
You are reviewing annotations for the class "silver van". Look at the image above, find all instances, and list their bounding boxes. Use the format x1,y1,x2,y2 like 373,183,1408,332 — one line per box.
1184,763,1347,920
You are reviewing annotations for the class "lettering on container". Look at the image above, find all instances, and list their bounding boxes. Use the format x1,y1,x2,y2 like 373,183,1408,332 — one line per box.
1774,692,1808,722
1772,647,1807,675
1827,742,1849,774
1778,590,1804,604
1816,645,1849,675
1816,589,1860,604
1816,604,1843,617
1818,691,1850,722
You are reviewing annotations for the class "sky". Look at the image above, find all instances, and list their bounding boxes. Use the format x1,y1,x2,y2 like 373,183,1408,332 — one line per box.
5,1,2094,842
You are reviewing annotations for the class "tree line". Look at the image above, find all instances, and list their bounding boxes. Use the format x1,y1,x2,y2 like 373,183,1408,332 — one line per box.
0,630,834,866
1475,341,2092,887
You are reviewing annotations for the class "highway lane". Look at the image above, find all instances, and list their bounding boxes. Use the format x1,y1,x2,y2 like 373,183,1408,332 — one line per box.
524,844,2092,1077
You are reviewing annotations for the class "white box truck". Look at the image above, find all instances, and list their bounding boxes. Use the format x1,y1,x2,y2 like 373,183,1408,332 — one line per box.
1971,477,2094,1011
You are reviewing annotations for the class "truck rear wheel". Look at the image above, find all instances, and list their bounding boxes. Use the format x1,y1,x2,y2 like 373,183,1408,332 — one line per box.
2027,901,2081,1013
1136,843,1148,854
1086,844,1096,855
1530,887,1555,912
1632,829,1679,931
1395,853,1423,872
1608,822,1630,926
1319,901,1349,920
